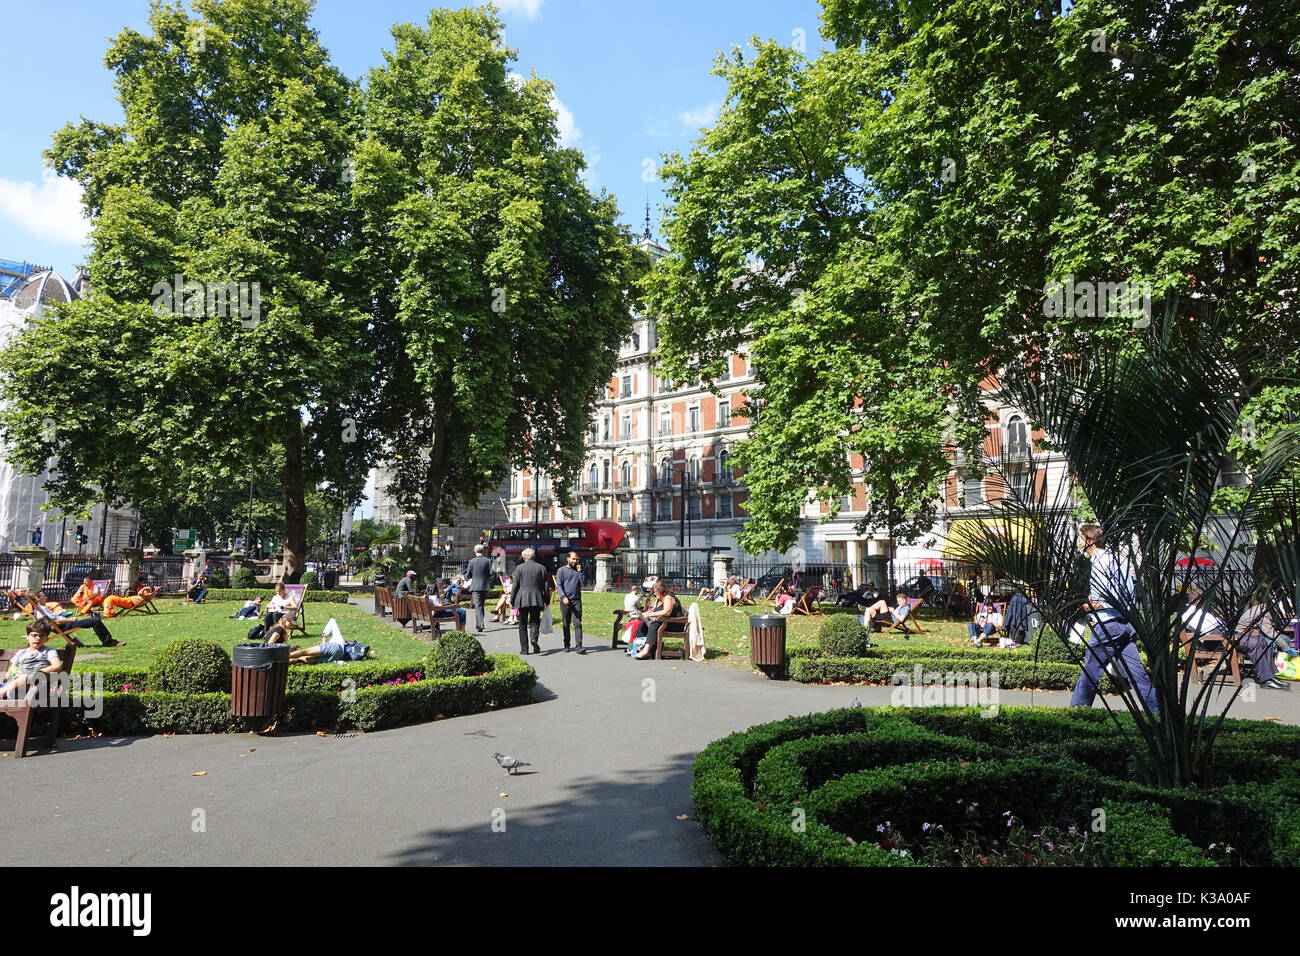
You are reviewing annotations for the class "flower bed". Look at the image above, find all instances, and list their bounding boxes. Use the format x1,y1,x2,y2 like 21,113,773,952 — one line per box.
57,654,536,737
692,707,1300,866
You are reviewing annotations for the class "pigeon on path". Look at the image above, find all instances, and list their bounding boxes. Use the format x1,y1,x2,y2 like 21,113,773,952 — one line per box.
492,752,531,775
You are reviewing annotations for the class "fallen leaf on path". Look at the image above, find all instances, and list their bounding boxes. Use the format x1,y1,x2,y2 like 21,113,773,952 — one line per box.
499,792,509,798
676,814,689,820
191,771,206,776
316,731,327,736
249,748,255,752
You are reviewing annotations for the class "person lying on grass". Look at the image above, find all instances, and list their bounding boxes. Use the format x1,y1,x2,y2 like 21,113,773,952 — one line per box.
1,621,62,699
288,618,348,664
228,596,264,620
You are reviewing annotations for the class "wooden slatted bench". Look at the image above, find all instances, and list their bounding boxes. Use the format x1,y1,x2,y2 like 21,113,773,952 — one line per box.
1,645,76,758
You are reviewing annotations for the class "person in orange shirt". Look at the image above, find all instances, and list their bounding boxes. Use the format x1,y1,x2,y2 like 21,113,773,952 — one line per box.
101,587,158,618
71,576,104,614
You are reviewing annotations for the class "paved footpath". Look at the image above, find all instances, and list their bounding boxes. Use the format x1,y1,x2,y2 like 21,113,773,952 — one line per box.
5,599,1299,866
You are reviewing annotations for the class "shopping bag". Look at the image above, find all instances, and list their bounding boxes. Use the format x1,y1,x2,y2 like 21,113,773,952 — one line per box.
540,606,554,636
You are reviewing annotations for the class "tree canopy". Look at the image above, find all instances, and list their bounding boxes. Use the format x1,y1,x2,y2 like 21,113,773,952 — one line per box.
645,0,1300,554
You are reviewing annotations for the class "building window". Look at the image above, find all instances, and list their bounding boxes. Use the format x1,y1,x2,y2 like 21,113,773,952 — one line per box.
622,375,632,398
620,413,631,439
718,450,732,481
718,494,732,518
660,457,672,484
1006,415,1028,457
688,496,701,520
1009,469,1030,498
602,417,610,442
587,502,598,520
718,400,730,428
620,460,631,487
688,406,700,432
632,332,640,351
961,478,984,507
660,410,672,436
588,464,598,488
511,472,519,498
718,360,730,382
601,499,610,519
841,494,852,513
688,456,701,482
602,460,610,488
619,500,631,521
657,497,672,521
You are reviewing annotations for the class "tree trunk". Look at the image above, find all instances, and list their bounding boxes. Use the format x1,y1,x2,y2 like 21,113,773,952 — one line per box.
412,417,453,577
282,409,308,583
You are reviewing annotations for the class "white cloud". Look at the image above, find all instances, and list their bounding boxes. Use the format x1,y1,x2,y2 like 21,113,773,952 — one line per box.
552,94,581,147
0,170,89,245
679,100,721,133
488,0,543,19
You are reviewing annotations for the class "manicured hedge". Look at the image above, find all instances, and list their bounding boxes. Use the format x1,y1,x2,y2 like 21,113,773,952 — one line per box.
693,707,1300,866
787,653,1091,691
155,588,351,604
57,654,535,737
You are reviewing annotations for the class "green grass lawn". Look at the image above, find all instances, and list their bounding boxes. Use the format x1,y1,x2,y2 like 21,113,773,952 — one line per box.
577,591,1040,664
0,600,432,670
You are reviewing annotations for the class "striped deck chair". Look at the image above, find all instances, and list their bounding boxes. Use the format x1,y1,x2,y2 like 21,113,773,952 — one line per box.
791,585,825,616
735,582,758,606
867,596,925,637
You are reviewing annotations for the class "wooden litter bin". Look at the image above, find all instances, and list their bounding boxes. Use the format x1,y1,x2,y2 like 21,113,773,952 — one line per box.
750,614,787,679
231,642,290,720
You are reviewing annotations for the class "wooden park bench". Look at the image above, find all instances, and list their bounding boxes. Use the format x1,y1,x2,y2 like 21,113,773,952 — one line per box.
609,607,688,659
0,645,76,758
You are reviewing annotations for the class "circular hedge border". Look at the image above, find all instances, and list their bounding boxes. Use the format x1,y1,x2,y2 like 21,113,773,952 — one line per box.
692,706,1300,866
55,653,536,737
155,588,352,604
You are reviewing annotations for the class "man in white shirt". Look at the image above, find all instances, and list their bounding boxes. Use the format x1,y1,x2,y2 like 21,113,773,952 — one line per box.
1069,524,1158,711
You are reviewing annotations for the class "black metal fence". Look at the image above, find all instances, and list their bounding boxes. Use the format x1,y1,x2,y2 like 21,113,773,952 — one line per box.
0,554,25,609
41,553,122,602
140,556,186,593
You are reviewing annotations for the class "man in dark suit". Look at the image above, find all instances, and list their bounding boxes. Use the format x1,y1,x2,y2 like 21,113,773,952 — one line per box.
466,544,494,632
511,548,550,655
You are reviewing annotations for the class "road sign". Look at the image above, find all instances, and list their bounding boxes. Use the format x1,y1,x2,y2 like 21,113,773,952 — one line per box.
173,528,196,549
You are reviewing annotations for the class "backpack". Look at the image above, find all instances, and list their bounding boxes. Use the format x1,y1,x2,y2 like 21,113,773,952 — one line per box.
245,623,266,642
343,640,369,661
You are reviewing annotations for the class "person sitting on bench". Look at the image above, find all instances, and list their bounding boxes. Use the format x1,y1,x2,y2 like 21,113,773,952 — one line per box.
1183,588,1289,690
429,580,467,631
289,618,347,663
634,580,678,660
1,621,61,699
861,591,913,629
492,577,513,623
101,587,159,618
71,575,105,615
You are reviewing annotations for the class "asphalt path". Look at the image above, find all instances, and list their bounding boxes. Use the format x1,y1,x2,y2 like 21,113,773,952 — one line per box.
4,597,1298,866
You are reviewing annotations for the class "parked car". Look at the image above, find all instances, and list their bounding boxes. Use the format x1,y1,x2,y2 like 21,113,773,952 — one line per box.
61,565,114,590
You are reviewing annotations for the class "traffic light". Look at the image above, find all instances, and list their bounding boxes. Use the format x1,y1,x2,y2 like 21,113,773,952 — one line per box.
75,525,85,544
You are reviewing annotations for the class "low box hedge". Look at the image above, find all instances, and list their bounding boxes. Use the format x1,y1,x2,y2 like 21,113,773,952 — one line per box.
692,707,1300,866
54,653,535,737
786,653,1090,691
155,588,351,604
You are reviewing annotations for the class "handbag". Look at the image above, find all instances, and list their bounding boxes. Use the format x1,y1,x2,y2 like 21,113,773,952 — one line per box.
540,606,554,636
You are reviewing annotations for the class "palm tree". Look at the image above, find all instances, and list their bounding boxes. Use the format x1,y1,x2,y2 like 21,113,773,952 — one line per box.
948,308,1297,788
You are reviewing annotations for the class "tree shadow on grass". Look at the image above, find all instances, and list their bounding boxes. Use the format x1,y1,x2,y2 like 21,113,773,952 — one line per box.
386,752,724,867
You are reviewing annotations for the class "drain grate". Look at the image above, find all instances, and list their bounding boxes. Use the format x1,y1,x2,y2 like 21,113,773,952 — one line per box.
332,733,361,739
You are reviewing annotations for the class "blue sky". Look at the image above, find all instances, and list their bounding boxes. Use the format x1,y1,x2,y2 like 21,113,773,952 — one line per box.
0,0,827,277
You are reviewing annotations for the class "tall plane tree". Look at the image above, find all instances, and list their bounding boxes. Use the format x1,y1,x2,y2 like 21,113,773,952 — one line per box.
355,7,641,574
3,0,373,578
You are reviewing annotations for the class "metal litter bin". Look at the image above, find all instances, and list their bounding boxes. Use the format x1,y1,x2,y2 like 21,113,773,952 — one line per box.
231,642,291,720
750,614,787,679
322,568,339,590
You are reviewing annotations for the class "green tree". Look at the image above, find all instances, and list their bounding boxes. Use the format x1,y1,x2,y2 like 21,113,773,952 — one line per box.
355,7,642,574
6,0,374,582
645,0,1300,554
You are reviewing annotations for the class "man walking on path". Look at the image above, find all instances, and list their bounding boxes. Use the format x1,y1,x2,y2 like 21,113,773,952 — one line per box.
1069,523,1159,713
556,550,585,654
512,548,550,655
466,544,494,633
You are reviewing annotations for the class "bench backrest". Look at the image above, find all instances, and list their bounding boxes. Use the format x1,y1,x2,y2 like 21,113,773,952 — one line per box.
0,644,76,698
409,598,431,626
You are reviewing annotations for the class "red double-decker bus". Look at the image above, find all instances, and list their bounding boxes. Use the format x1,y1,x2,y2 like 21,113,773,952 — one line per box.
488,520,626,572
